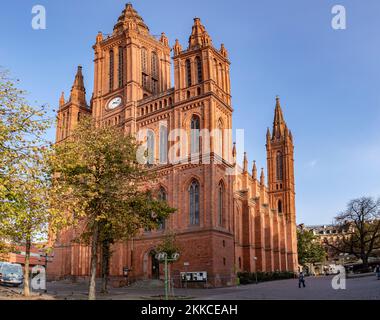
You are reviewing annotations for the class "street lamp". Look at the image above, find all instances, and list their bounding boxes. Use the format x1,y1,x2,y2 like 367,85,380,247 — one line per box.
253,257,258,284
155,252,180,300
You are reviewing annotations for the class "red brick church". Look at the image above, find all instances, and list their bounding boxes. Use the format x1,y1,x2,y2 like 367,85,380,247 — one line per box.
49,3,298,286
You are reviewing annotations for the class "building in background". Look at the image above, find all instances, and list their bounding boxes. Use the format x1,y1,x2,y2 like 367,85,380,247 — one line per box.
49,3,298,287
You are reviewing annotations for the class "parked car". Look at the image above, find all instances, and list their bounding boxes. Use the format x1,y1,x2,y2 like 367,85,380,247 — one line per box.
0,262,24,287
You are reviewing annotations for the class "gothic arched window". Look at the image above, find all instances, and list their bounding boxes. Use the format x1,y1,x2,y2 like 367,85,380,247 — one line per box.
278,199,283,213
186,59,192,87
196,56,202,83
276,151,283,181
190,115,200,155
218,181,224,227
159,124,168,164
118,47,124,88
141,48,148,90
147,130,155,165
151,52,158,93
189,180,200,225
109,50,114,91
217,118,223,158
158,187,167,230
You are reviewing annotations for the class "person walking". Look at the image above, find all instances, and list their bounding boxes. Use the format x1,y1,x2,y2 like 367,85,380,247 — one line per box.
298,271,306,288
375,265,380,280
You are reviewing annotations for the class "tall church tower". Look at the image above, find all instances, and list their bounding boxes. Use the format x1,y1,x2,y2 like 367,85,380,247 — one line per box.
91,3,171,135
266,96,298,271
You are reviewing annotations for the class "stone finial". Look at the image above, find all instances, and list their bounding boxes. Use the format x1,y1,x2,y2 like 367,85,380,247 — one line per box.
59,92,65,107
96,31,103,43
220,44,228,58
252,161,257,180
160,32,169,47
173,39,182,56
260,168,265,185
243,152,248,173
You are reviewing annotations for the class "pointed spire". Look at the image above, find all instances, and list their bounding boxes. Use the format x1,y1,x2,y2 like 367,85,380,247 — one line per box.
220,44,228,58
260,168,265,185
252,161,257,180
173,39,182,56
232,142,236,158
59,92,65,107
160,32,169,47
266,127,271,143
243,152,248,173
188,17,212,50
70,66,86,106
272,95,287,139
72,66,85,90
96,31,103,44
113,3,149,34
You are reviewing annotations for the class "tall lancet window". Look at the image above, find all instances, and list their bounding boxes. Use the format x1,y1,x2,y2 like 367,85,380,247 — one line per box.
278,199,283,213
158,187,167,230
151,52,159,94
196,56,202,83
190,115,200,155
276,151,283,181
147,130,155,165
159,124,168,164
118,47,124,88
217,119,223,158
109,50,114,91
189,180,200,225
218,181,224,227
141,48,148,90
186,59,192,87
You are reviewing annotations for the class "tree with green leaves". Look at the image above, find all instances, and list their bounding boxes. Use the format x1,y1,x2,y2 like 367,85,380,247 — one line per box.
49,116,176,300
297,228,326,266
0,70,53,297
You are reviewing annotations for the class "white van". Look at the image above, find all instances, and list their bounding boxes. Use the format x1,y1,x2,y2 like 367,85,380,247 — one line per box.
0,262,24,287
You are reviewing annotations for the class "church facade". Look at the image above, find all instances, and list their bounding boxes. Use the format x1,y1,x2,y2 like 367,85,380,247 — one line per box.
50,3,298,287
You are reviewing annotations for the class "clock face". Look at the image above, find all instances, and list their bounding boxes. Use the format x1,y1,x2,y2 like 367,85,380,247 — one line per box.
107,96,122,110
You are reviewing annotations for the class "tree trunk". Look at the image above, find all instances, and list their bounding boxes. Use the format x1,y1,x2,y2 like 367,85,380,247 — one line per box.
362,255,369,270
101,240,110,294
88,223,99,300
24,238,31,297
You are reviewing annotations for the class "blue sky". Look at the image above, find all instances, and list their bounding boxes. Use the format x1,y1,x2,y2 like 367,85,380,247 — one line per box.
1,0,380,225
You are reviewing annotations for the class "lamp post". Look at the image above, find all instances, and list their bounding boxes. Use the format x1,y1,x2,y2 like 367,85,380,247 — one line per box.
155,252,180,300
38,250,54,293
253,257,258,284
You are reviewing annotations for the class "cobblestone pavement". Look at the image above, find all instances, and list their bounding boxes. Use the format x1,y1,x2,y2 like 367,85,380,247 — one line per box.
1,275,379,300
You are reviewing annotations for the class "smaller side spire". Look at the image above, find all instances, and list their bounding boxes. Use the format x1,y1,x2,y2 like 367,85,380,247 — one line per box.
266,127,271,143
243,152,248,173
252,161,257,180
260,168,265,185
70,66,86,106
232,142,236,158
220,44,228,58
96,31,103,44
59,92,65,107
160,32,169,47
173,39,182,56
188,17,212,50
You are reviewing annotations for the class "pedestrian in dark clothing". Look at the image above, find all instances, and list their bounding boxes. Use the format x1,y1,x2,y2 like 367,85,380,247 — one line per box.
375,265,380,280
299,271,306,288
